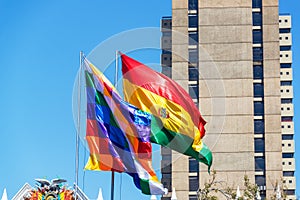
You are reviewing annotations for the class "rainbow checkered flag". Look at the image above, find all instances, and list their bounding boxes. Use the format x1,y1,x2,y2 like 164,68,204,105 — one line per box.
82,57,166,195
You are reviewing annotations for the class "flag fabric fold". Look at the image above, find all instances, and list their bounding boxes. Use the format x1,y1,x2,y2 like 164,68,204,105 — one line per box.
82,57,166,195
121,53,212,169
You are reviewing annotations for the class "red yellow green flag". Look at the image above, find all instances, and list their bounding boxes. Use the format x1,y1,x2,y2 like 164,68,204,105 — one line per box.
121,53,212,169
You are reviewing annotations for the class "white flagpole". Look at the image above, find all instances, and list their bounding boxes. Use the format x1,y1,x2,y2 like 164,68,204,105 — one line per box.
111,50,119,200
75,51,83,198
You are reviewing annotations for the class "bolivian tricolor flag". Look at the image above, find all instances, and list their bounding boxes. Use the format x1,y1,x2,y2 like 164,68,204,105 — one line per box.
121,53,212,170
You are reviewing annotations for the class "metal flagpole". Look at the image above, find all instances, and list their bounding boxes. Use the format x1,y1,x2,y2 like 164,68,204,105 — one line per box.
75,51,83,198
111,50,119,200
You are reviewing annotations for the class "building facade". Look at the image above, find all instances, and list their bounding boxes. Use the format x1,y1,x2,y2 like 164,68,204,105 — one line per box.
160,0,295,199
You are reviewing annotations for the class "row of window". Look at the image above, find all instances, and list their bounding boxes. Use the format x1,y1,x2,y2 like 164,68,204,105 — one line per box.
252,4,266,190
188,33,199,199
254,66,293,80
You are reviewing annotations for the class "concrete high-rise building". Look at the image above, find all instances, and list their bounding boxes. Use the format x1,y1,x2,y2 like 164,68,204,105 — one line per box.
160,1,295,199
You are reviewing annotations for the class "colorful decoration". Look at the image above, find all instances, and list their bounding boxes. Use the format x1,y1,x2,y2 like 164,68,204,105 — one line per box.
24,179,75,200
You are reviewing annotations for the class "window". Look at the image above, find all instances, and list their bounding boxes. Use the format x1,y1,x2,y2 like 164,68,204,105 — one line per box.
189,49,198,63
253,30,262,44
254,83,264,97
254,119,265,134
254,101,264,116
255,157,265,171
253,47,263,61
189,84,199,99
253,12,262,26
281,81,292,86
163,32,171,37
188,0,198,10
163,155,171,161
189,15,198,28
255,138,265,152
189,176,199,191
189,195,198,200
189,67,199,81
162,50,171,54
253,65,263,79
189,32,198,45
282,117,293,121
281,63,292,68
280,28,290,33
189,158,199,172
281,99,292,104
282,135,293,140
252,0,262,8
282,153,294,158
283,171,294,176
280,46,291,51
255,175,266,186
285,190,295,195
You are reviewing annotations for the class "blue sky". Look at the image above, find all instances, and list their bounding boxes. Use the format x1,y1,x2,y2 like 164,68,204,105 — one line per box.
0,0,299,199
